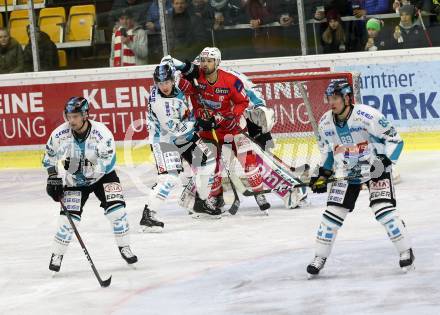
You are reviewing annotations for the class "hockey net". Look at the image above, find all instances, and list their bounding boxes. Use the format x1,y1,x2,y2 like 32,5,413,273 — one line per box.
248,71,361,172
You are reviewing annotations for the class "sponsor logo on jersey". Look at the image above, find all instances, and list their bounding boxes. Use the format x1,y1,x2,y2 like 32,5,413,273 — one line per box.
92,129,103,140
325,130,335,136
334,141,369,158
357,110,373,120
104,182,122,193
198,83,207,90
349,126,364,133
55,129,69,138
370,179,390,190
383,126,397,137
215,87,230,95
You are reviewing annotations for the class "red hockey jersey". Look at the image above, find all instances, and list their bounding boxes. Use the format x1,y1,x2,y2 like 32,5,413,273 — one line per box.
178,68,249,141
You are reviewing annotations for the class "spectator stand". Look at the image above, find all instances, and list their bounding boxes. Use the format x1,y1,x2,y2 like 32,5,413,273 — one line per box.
0,0,45,13
307,12,434,54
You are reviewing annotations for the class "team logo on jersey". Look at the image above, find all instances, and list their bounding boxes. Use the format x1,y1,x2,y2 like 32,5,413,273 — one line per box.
215,87,230,95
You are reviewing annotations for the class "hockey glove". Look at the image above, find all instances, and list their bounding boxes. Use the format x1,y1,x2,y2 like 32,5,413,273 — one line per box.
195,116,217,131
215,114,238,130
370,154,392,179
181,60,199,82
309,168,333,193
46,175,64,202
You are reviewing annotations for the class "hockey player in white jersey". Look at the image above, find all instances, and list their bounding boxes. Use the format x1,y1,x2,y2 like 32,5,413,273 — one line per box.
306,79,414,277
43,97,137,272
139,63,219,231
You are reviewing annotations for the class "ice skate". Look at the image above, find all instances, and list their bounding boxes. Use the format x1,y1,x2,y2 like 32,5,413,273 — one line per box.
139,205,164,233
119,246,138,265
192,196,222,219
254,194,270,215
49,253,63,273
399,248,415,272
208,194,225,209
307,256,327,279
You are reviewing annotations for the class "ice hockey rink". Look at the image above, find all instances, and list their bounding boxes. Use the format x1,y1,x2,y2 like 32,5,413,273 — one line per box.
0,150,439,315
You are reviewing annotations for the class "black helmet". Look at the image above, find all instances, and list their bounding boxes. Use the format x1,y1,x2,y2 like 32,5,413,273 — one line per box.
325,79,353,98
64,97,89,115
153,64,175,83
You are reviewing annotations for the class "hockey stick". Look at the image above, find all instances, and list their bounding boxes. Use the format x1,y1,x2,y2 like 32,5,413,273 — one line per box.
192,78,240,215
211,128,241,215
60,200,112,288
242,174,365,196
418,9,433,47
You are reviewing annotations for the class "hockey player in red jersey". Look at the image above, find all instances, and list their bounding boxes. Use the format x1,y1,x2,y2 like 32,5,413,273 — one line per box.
163,47,270,212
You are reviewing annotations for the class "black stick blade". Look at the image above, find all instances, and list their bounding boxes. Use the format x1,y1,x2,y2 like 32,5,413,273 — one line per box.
100,276,112,288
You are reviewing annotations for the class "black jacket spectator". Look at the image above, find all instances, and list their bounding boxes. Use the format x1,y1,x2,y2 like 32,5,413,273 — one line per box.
24,30,58,72
110,0,150,26
190,0,214,55
0,28,24,73
392,4,430,49
321,9,347,53
166,0,194,60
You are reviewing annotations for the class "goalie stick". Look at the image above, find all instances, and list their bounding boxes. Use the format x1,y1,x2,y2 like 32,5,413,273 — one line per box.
60,200,112,288
241,174,365,196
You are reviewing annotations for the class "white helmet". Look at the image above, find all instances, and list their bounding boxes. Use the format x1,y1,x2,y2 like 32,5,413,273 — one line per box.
199,47,221,66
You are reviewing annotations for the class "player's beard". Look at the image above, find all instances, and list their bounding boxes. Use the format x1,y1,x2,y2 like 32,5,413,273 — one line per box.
203,67,216,75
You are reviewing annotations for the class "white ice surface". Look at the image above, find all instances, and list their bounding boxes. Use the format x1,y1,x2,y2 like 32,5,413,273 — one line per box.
1,152,440,315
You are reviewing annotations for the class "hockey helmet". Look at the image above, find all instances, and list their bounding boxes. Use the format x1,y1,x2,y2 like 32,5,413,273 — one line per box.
199,47,221,66
154,63,175,83
325,79,353,98
64,97,89,115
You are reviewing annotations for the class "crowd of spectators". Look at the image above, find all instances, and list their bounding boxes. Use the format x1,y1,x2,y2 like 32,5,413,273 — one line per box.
1,0,440,74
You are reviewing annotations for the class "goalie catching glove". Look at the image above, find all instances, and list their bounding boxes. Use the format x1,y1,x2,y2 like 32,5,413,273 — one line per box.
245,106,275,134
309,167,333,193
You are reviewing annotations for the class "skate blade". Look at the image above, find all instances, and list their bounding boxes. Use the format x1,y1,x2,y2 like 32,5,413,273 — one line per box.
307,273,318,280
51,271,58,278
260,210,269,216
401,264,415,273
138,226,164,233
126,263,137,270
191,213,221,220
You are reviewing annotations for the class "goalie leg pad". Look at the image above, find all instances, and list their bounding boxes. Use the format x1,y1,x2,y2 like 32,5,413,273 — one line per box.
315,206,349,258
283,186,308,209
372,202,411,253
106,207,130,248
194,162,216,201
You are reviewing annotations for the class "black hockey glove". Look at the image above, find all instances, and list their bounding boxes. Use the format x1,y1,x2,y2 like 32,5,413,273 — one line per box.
46,175,64,202
181,60,199,82
309,167,333,193
370,154,392,179
195,116,217,131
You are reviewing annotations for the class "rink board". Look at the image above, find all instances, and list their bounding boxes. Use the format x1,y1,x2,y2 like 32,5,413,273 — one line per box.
1,131,439,169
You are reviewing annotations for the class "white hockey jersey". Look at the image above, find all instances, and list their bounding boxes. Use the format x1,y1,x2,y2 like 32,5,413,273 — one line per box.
148,85,196,145
42,120,116,187
318,104,404,183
